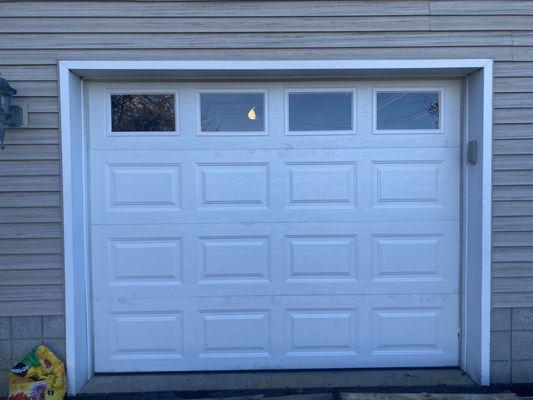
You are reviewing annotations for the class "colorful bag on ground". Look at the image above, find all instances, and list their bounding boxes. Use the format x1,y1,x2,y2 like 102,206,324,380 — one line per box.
7,345,66,400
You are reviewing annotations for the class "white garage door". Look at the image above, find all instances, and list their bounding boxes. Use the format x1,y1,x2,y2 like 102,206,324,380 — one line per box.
88,80,461,372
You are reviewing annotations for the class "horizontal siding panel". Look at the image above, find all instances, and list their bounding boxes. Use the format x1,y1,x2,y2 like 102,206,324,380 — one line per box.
0,65,57,81
7,97,59,114
512,32,533,46
430,15,533,31
493,277,533,293
493,124,533,139
494,94,533,109
495,77,533,93
493,246,533,262
4,130,59,145
27,112,59,129
512,47,533,62
493,292,533,308
430,1,533,15
0,238,62,255
0,160,60,176
0,1,430,17
494,139,533,155
0,254,62,270
0,32,513,50
28,106,59,114
0,269,62,285
0,207,61,223
22,98,59,114
494,231,533,247
494,155,533,170
493,186,533,201
493,201,533,217
493,262,533,278
0,16,431,33
0,145,59,160
0,223,62,239
0,300,62,316
0,285,62,301
494,62,533,77
494,108,533,124
0,176,60,192
9,81,57,97
0,192,60,208
494,170,533,186
493,216,533,232
0,47,514,65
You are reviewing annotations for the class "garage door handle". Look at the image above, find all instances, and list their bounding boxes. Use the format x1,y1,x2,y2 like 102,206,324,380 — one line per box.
467,140,478,165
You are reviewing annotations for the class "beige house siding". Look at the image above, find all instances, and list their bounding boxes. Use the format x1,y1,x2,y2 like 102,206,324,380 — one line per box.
0,0,532,386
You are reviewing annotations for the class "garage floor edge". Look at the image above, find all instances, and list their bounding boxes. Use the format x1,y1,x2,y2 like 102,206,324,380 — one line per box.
80,368,476,395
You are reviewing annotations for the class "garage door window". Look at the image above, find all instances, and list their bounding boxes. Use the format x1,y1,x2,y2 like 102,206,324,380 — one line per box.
111,94,176,132
374,90,441,133
287,90,355,134
199,92,265,134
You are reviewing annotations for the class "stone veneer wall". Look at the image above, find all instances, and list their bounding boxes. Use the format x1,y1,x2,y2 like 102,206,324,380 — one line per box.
491,308,533,384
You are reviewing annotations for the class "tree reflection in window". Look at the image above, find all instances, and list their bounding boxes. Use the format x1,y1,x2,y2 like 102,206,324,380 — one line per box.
111,94,175,132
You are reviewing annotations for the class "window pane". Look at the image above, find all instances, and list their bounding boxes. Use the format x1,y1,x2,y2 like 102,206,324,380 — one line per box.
376,91,440,130
111,94,175,132
289,92,353,132
200,93,264,132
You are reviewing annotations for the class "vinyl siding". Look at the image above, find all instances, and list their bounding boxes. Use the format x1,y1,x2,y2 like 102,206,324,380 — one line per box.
0,0,532,369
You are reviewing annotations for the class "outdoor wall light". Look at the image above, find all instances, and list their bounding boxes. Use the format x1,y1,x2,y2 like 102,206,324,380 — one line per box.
0,75,23,149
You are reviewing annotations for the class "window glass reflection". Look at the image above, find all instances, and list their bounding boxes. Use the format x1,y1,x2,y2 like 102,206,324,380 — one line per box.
111,94,175,132
200,93,264,132
376,91,440,130
289,92,353,132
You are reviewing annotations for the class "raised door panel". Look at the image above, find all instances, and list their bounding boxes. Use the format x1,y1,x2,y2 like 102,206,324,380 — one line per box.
90,148,459,224
92,221,458,298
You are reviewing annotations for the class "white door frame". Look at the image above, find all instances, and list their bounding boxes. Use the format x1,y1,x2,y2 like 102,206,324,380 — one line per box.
58,59,493,394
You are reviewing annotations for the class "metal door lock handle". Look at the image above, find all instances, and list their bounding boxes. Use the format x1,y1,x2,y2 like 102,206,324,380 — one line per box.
468,140,478,165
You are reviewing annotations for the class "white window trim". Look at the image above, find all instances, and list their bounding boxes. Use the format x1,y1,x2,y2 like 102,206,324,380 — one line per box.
372,87,444,134
196,88,268,136
284,87,357,136
59,59,493,394
105,88,180,136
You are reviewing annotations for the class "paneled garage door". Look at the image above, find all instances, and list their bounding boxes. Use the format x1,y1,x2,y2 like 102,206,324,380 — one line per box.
88,80,461,372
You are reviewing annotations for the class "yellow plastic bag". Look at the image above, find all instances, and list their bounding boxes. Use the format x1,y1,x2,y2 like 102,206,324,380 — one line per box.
7,345,66,400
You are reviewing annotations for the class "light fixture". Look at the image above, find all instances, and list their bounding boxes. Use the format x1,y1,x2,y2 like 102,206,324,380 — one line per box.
0,75,23,149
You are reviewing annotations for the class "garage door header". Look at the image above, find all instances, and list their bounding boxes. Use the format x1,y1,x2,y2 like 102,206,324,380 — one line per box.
62,59,490,80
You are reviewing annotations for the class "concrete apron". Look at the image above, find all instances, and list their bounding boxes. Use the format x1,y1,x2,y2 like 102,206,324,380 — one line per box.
75,389,521,400
79,368,494,395
341,394,518,399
